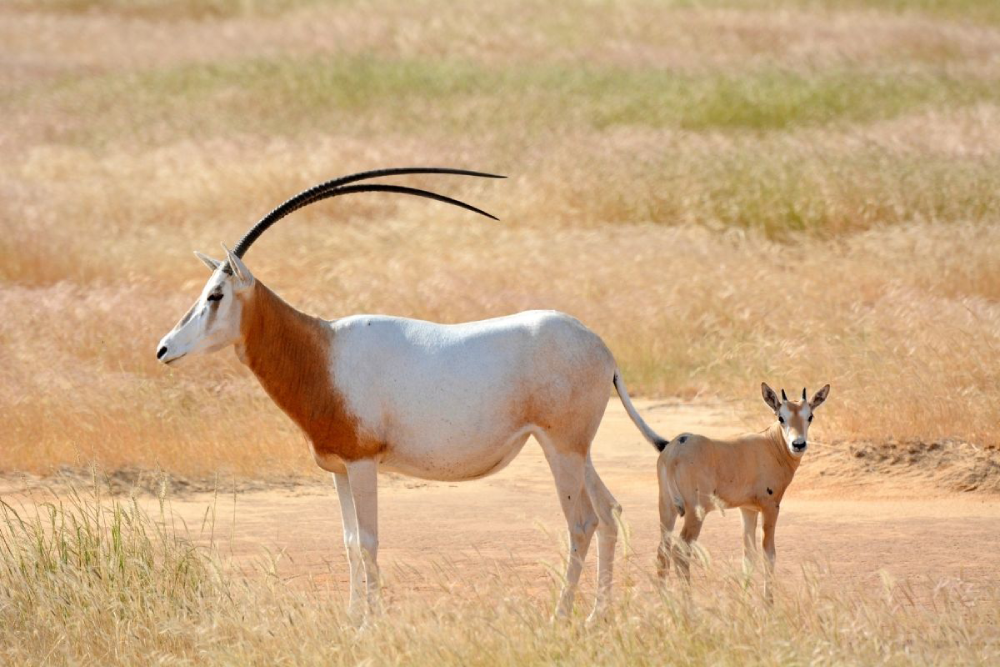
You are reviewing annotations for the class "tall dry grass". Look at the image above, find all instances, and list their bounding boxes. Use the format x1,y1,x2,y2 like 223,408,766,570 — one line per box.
0,484,997,665
2,0,1000,477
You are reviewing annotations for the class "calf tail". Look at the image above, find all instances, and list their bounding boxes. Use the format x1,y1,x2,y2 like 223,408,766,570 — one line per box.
613,370,669,452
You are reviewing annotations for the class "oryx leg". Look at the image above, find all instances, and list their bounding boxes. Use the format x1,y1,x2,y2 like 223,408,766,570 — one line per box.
740,507,759,577
333,472,365,617
540,445,595,619
674,507,704,584
345,458,381,615
761,506,779,604
657,496,678,582
584,456,621,623
656,470,679,581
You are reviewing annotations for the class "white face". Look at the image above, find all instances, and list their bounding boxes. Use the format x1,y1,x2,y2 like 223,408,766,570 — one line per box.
761,384,830,458
776,400,812,457
156,250,253,365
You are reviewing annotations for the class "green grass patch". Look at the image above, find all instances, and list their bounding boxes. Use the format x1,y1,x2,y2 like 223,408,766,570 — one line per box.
10,55,1000,148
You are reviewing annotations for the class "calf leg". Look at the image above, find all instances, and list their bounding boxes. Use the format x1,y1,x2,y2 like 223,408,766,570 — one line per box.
346,459,381,615
333,472,365,617
761,506,779,604
657,491,678,581
740,507,759,577
541,446,595,619
674,509,704,584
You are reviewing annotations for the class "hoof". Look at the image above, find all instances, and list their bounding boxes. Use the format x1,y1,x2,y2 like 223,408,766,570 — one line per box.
585,606,612,627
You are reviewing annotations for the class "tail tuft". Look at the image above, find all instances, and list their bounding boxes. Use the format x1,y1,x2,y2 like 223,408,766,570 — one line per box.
653,437,669,452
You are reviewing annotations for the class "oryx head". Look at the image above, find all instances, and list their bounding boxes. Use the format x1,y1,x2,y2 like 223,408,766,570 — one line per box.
156,167,502,365
761,382,830,457
156,247,254,365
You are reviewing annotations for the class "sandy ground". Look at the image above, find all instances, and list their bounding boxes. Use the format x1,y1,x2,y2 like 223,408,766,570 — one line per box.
4,400,999,604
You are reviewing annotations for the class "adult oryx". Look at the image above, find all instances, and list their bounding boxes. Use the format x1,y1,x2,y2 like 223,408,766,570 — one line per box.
156,168,638,622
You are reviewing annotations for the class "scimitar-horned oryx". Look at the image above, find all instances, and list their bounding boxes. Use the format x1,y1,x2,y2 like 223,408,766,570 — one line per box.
618,381,830,601
157,167,650,622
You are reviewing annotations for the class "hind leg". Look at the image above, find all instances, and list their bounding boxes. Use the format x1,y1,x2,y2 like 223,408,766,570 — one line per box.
674,508,704,585
656,462,679,581
539,441,596,619
657,490,679,582
584,456,621,623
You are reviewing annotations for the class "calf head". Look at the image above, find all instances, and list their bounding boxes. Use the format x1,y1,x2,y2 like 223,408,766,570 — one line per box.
761,382,830,457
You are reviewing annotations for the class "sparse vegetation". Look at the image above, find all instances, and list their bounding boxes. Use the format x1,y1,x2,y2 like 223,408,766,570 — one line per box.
1,485,997,665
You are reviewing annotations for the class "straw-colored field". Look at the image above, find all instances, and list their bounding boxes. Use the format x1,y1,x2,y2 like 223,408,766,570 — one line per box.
2,0,999,663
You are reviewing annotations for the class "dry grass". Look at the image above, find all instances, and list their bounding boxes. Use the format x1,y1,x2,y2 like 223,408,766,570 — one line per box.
3,3,999,663
1,485,998,665
2,0,1000,478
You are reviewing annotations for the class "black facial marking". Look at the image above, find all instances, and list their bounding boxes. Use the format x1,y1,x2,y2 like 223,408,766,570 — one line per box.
767,487,773,495
207,292,223,302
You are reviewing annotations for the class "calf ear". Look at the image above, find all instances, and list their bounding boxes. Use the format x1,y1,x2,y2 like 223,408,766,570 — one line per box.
761,382,782,412
809,384,831,410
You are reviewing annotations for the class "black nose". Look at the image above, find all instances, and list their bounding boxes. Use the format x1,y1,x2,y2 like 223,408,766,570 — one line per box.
157,345,168,360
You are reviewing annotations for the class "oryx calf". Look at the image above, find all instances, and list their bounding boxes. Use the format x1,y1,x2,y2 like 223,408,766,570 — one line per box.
620,382,830,600
156,168,633,623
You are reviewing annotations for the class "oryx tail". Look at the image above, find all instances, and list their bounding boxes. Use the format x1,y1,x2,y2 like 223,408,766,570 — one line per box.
613,371,669,452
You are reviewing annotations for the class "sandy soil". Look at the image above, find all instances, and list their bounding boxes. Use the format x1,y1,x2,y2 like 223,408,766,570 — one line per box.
4,400,998,604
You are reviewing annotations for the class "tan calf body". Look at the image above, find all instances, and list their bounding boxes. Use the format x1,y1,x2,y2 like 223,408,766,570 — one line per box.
619,381,830,601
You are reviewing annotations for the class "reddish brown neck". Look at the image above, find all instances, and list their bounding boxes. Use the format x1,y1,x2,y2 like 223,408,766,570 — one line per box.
235,282,332,435
234,281,375,463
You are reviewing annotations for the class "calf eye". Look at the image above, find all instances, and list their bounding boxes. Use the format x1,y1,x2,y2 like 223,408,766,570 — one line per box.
207,293,223,302
808,415,814,422
778,416,785,424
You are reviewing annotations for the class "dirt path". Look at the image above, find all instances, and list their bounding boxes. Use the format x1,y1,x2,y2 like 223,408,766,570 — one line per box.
6,400,999,602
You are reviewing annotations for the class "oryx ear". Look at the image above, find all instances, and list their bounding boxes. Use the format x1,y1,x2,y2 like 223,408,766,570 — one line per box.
762,382,781,412
194,251,222,272
221,244,254,287
809,384,831,410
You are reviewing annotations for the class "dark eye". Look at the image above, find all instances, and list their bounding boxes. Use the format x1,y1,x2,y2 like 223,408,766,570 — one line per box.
207,293,223,302
778,416,785,424
808,415,814,422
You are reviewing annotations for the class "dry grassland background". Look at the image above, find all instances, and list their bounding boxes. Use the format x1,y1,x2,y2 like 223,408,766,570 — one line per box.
3,1,1000,665
3,0,1000,478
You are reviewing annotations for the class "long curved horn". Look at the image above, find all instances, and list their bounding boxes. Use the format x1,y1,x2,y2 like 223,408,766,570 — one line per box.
232,167,504,258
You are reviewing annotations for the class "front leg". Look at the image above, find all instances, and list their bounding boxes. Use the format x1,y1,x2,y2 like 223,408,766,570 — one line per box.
740,507,759,577
346,458,381,615
760,505,779,604
333,472,365,618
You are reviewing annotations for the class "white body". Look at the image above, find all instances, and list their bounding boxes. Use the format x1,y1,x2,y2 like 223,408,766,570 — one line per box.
331,311,609,480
